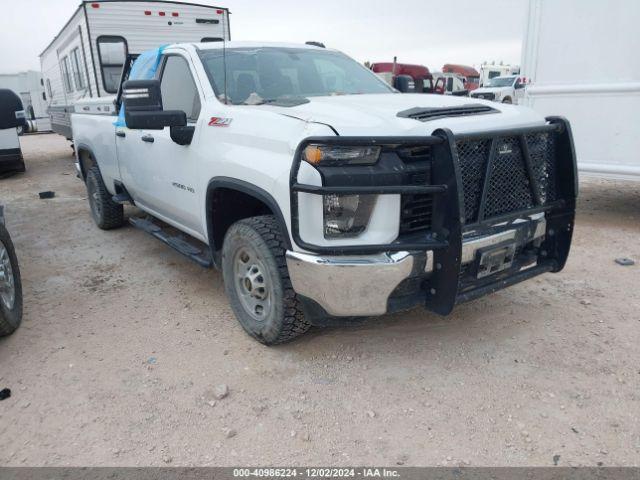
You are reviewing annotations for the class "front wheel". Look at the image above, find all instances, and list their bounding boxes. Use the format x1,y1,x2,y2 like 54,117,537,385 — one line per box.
502,97,512,104
222,215,310,345
0,223,22,336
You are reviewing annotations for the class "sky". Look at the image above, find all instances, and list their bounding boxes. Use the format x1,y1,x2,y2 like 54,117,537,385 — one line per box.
0,0,527,74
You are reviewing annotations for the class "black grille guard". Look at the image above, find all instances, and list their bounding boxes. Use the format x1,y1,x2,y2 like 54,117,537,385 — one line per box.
289,116,577,314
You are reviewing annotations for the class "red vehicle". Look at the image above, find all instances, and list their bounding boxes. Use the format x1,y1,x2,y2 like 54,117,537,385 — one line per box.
442,64,480,91
370,62,434,93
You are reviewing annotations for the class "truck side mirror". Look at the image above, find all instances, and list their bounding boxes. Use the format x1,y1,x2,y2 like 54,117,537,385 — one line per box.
122,80,187,130
0,89,26,130
394,75,415,93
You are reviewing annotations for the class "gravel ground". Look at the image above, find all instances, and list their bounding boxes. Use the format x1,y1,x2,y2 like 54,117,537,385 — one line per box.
0,133,639,467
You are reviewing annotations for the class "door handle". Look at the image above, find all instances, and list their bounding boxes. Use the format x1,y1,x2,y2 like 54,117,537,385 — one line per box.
141,134,154,143
115,131,126,138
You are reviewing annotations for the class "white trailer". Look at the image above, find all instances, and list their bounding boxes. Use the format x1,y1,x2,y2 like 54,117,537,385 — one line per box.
521,0,640,181
40,0,230,139
0,71,48,120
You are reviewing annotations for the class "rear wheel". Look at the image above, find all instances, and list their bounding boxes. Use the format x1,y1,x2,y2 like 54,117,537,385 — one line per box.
0,224,22,336
222,215,310,345
86,166,124,230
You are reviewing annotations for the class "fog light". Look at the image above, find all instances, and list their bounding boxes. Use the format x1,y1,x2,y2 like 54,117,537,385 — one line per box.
323,194,377,238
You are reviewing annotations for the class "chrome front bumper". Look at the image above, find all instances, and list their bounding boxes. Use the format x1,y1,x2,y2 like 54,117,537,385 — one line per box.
286,216,546,317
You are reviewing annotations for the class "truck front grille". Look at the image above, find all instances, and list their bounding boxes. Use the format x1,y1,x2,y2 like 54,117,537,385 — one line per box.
398,149,434,234
455,130,558,224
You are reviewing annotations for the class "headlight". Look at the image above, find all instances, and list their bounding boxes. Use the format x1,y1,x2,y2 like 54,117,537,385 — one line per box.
323,194,377,238
303,145,381,166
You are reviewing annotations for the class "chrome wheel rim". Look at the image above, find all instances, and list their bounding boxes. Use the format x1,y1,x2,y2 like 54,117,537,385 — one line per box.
233,246,271,321
0,240,15,311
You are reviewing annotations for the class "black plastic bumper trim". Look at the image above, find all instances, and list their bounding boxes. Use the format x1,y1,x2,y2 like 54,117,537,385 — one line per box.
455,262,555,304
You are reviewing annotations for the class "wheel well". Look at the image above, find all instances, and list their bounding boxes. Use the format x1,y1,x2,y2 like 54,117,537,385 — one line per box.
207,186,285,253
77,147,97,179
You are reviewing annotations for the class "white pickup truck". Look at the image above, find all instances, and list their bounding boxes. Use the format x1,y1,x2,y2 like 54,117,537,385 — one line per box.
71,41,577,345
470,75,527,104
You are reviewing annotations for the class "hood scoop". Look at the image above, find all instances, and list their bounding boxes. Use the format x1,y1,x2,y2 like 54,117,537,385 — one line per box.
397,104,499,122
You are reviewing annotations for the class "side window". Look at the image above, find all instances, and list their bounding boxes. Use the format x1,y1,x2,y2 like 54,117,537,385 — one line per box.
446,77,453,91
61,56,73,93
97,36,127,94
70,48,85,90
160,56,201,122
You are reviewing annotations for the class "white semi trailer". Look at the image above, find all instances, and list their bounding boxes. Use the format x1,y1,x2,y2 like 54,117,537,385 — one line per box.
521,0,640,180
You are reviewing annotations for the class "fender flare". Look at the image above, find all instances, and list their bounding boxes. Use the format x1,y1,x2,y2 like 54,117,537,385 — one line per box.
205,177,292,251
74,142,98,179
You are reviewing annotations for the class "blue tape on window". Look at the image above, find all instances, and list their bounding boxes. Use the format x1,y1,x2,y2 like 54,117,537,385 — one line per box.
114,45,168,127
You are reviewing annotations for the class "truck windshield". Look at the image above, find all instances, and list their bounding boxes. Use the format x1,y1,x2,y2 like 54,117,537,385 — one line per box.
484,76,516,88
198,47,394,105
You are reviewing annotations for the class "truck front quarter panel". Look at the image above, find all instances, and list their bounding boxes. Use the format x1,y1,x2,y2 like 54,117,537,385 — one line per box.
195,104,336,251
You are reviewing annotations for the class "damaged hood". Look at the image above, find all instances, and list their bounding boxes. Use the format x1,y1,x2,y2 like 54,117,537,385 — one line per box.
261,93,545,136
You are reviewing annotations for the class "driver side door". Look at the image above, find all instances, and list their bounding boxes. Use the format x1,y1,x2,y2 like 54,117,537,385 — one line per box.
118,54,204,238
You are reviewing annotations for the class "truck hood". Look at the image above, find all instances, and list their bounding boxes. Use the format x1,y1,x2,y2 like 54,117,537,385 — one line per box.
261,93,542,136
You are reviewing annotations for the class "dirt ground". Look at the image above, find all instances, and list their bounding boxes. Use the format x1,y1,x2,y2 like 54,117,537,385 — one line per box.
0,133,638,467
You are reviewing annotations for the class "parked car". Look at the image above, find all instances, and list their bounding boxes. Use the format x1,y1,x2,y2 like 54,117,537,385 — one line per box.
479,62,520,86
0,206,22,336
71,41,577,345
470,75,527,104
0,89,26,176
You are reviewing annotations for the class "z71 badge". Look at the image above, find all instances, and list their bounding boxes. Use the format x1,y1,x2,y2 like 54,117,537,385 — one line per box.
208,117,232,127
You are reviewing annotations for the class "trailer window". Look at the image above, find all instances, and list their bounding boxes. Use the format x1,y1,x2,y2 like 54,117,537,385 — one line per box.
97,36,127,94
70,48,85,90
46,79,52,98
160,55,201,122
61,56,73,93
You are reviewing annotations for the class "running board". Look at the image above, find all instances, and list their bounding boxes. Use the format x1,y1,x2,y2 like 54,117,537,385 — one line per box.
129,216,213,268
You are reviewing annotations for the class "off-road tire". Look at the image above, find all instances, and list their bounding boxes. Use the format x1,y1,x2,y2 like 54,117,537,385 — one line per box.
502,97,513,104
0,224,22,336
222,215,310,345
86,165,123,230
